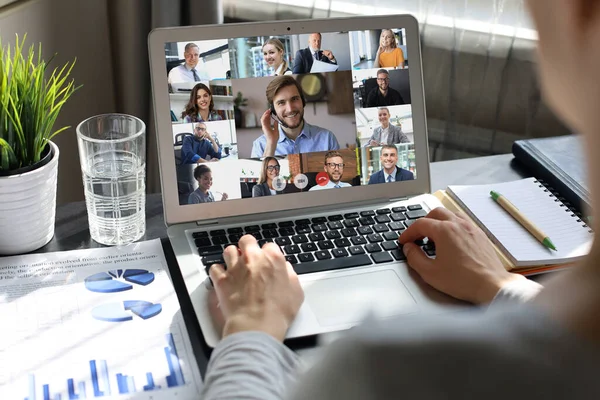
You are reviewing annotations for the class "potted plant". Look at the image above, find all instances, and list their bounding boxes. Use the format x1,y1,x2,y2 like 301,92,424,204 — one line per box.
0,35,78,255
233,91,247,129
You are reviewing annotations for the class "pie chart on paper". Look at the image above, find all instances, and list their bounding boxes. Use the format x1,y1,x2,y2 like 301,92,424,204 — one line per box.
84,269,155,293
91,300,163,322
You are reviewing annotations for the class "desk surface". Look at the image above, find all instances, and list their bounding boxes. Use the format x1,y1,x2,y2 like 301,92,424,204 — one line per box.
26,153,531,376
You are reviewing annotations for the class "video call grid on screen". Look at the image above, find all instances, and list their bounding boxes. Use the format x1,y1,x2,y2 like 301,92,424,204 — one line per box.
164,28,419,206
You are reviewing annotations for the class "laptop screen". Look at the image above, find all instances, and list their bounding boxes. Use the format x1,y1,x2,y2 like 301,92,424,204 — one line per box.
163,29,417,206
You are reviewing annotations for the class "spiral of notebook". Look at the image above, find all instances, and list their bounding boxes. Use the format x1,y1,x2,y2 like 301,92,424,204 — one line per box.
445,177,594,268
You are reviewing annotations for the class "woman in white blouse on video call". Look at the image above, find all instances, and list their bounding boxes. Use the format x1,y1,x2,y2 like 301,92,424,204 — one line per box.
262,38,292,76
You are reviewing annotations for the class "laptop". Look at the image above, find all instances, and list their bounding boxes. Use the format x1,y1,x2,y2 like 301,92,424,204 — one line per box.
149,15,463,348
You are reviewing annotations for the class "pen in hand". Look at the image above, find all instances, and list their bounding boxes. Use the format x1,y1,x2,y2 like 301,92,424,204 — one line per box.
490,190,557,251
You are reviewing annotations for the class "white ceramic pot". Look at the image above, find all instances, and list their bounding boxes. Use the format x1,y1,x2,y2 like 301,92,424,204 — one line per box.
0,141,59,255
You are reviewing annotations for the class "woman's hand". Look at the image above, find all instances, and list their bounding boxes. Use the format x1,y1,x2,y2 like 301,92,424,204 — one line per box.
209,236,304,341
399,207,523,304
220,193,228,201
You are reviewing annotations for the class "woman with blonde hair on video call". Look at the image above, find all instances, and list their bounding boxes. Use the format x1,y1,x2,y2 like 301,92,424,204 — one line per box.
252,157,282,197
374,29,405,69
262,38,292,76
181,83,223,123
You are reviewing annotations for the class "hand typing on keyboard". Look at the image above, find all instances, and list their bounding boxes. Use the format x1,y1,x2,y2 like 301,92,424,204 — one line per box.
208,235,304,342
399,207,525,304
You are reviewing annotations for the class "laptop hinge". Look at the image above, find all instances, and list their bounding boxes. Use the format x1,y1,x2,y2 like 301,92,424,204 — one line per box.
389,196,409,202
195,220,220,227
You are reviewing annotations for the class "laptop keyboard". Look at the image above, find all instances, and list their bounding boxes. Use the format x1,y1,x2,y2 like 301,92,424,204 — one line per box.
194,204,435,276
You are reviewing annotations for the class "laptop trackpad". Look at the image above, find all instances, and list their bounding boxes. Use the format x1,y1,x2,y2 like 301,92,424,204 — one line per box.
304,269,418,327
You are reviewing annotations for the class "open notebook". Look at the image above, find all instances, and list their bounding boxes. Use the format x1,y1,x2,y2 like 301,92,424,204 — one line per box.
446,178,594,267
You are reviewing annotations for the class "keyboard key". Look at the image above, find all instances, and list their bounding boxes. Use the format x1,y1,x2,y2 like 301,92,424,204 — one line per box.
201,253,225,267
408,204,423,211
279,221,294,227
295,219,311,226
315,250,332,260
301,242,318,252
198,245,223,256
365,243,382,253
249,232,263,240
325,230,342,240
228,233,242,243
293,254,372,275
392,206,407,213
317,240,334,250
262,223,277,229
327,221,344,230
359,217,375,226
360,210,375,217
376,208,391,214
328,214,343,221
263,229,279,239
367,233,384,243
192,231,208,238
258,239,274,247
210,229,226,236
383,231,399,241
389,222,405,231
375,215,391,224
344,212,359,219
295,226,312,234
390,213,407,222
406,209,428,219
298,253,315,263
194,237,211,247
285,255,298,264
284,245,301,254
349,246,366,255
311,217,327,224
227,227,243,234
275,237,292,246
292,234,308,244
372,252,393,264
244,225,261,233
341,228,357,237
391,249,406,261
343,219,359,228
312,224,328,232
357,226,373,235
334,238,351,248
351,236,367,245
404,220,417,228
309,232,325,242
382,241,398,251
212,235,229,245
279,227,295,236
332,248,348,258
425,248,436,257
373,224,389,233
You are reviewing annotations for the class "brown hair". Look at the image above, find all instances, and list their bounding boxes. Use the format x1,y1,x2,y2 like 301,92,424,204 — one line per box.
380,29,397,49
378,107,390,115
376,69,389,77
262,38,289,74
324,150,343,164
381,144,398,154
182,83,214,120
258,157,280,184
266,75,304,106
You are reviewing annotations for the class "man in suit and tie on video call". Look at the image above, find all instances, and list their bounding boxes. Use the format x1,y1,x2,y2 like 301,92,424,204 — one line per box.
365,107,410,147
292,33,337,74
252,75,340,158
168,42,210,84
368,144,414,184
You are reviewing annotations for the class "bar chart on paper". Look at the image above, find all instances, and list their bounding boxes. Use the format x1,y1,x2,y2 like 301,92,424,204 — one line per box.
22,333,187,400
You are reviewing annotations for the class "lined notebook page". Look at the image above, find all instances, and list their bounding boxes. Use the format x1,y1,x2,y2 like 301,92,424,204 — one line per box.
447,178,593,267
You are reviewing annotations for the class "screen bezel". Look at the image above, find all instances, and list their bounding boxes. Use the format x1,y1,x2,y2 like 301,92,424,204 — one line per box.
148,15,431,226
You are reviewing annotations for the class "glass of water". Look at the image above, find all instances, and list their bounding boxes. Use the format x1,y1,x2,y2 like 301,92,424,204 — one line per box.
76,114,146,246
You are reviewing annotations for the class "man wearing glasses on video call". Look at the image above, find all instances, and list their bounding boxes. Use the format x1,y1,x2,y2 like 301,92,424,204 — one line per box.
181,122,221,164
308,151,352,191
366,69,405,108
368,144,414,184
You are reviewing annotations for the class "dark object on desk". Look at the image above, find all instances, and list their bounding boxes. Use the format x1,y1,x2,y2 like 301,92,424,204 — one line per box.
512,135,591,215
